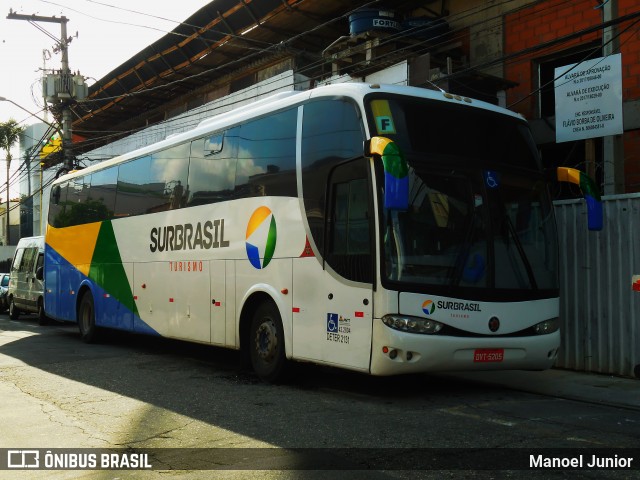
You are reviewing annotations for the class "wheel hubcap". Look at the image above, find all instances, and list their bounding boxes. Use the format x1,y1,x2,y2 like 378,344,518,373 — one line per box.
255,319,278,362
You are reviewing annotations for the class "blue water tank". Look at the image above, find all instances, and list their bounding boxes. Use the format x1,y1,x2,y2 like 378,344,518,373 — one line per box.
349,8,400,36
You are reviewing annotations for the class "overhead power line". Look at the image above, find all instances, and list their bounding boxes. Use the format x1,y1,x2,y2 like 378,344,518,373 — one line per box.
8,0,633,182
68,0,631,150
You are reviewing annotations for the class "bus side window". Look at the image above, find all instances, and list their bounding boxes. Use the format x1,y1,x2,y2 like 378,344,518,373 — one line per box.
301,99,365,256
236,108,297,199
151,142,189,211
187,128,238,206
326,158,373,283
115,156,152,217
89,168,118,220
64,175,98,226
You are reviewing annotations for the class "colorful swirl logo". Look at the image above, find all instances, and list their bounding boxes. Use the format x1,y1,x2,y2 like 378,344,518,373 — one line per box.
246,206,277,269
422,300,435,315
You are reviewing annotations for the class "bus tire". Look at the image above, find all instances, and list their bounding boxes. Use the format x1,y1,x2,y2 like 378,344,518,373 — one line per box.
78,292,98,343
37,299,48,326
9,298,19,320
249,301,288,383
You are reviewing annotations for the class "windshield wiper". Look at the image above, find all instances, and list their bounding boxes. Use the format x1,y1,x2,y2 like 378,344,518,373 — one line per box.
502,210,538,290
449,207,480,287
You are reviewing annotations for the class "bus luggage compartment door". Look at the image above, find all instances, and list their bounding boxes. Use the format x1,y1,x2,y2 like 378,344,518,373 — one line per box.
134,261,211,343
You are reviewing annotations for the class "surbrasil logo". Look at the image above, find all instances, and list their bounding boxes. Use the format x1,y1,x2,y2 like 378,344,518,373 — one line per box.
246,206,277,269
422,300,435,315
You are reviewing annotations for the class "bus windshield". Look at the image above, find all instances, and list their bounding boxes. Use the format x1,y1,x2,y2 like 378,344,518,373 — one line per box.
366,94,559,300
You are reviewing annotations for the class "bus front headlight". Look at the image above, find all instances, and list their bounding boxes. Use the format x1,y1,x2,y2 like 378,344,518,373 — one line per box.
382,315,443,334
533,317,559,335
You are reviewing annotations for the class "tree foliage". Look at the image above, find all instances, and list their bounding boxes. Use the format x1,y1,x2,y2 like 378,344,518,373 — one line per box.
0,119,25,163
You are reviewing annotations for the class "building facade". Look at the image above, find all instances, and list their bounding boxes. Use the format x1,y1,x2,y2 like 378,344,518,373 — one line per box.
62,1,639,198
504,0,640,195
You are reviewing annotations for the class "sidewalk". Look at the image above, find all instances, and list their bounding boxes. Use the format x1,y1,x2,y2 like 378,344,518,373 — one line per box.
445,368,640,411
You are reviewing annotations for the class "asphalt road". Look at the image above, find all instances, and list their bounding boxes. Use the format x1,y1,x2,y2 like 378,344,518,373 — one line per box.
1,314,639,480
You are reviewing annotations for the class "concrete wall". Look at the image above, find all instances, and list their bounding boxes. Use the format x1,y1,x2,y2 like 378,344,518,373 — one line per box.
444,0,535,77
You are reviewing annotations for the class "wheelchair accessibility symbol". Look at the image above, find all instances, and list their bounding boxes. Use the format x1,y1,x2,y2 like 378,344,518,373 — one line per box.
327,313,339,333
485,170,499,189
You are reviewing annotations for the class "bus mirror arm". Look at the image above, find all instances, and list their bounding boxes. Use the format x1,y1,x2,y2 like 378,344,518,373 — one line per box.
365,137,409,211
556,167,603,231
36,266,44,281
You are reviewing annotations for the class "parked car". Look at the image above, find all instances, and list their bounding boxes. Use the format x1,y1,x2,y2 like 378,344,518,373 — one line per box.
8,236,46,324
0,273,9,312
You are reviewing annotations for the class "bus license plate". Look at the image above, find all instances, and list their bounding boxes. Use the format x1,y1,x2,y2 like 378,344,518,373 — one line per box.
473,348,504,363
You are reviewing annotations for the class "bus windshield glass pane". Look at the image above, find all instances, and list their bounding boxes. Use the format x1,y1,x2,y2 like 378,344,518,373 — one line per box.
367,94,558,298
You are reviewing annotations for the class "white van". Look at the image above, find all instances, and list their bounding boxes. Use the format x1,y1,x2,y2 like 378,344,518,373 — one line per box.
8,236,46,324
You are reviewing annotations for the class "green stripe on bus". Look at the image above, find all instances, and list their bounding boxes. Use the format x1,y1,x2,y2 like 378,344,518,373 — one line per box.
89,221,138,317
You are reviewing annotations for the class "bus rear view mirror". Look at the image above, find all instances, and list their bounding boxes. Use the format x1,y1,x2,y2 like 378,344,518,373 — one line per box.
52,185,61,204
365,136,409,211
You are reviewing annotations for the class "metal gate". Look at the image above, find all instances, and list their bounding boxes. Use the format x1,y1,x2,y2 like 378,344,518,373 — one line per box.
554,194,640,378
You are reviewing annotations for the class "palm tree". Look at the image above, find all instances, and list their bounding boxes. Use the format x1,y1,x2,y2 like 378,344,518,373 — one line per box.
0,119,25,246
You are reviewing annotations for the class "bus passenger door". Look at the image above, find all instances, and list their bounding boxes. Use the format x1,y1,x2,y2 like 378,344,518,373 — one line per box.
293,158,374,372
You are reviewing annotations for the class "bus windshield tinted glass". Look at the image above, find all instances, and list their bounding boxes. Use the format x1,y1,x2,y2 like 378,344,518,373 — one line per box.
369,95,558,297
367,94,540,170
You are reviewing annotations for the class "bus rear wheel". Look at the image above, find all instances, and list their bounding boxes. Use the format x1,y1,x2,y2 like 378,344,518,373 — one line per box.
78,292,98,343
249,301,288,383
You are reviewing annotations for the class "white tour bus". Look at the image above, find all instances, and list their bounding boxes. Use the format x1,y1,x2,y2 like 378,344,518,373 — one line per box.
44,83,599,382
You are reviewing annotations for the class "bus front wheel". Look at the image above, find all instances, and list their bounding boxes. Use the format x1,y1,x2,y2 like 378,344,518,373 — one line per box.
249,301,288,383
78,292,98,343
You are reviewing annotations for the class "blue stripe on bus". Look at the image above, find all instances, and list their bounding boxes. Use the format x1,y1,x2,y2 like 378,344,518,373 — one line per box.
44,245,159,336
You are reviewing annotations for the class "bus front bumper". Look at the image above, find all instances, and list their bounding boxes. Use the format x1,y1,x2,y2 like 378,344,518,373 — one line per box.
370,319,560,376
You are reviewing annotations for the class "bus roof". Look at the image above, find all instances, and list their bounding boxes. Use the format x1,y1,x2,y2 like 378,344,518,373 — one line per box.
54,82,523,184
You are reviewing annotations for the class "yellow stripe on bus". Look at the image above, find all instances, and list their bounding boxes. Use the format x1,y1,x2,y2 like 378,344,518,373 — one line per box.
46,222,102,277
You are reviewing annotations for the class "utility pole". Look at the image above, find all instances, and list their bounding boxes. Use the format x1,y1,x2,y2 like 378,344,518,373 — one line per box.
7,10,76,172
601,0,624,194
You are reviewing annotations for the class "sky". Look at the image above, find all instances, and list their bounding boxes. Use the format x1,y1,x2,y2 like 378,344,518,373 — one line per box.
0,0,207,125
0,0,208,200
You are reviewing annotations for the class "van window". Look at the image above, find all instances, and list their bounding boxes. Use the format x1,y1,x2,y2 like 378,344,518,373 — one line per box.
11,248,24,272
36,252,44,271
20,247,38,273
